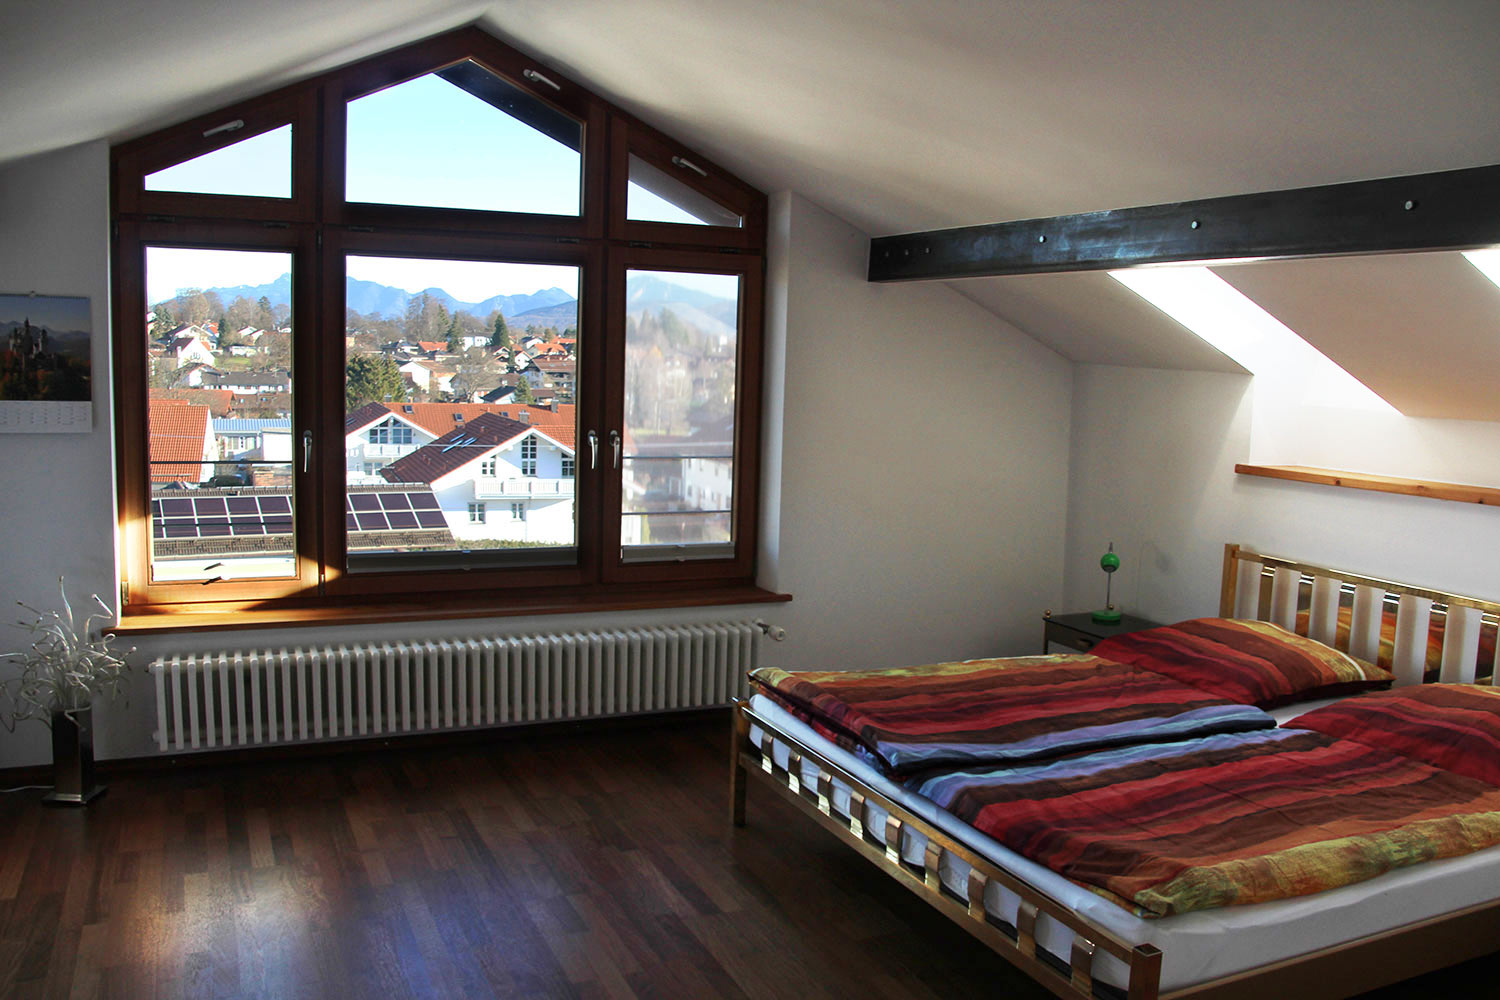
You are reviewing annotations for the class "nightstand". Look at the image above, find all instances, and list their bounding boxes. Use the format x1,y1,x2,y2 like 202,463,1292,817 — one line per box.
1042,611,1163,654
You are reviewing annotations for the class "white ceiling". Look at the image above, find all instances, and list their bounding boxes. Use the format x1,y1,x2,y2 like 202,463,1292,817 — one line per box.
5,0,1499,413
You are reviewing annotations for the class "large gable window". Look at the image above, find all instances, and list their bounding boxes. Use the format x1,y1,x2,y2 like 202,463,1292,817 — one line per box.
111,27,769,624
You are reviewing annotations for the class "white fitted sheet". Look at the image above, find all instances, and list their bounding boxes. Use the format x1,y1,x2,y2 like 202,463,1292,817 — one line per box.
747,693,1500,993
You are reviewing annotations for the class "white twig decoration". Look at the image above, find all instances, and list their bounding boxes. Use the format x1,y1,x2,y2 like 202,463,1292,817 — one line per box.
0,577,134,732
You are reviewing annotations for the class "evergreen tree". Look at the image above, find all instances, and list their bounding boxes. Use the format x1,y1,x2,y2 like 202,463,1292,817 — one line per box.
255,295,277,330
515,376,534,405
446,311,463,353
345,354,408,410
489,311,511,352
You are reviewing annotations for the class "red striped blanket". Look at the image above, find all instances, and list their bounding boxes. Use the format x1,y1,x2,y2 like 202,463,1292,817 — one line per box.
749,656,1273,777
911,726,1500,916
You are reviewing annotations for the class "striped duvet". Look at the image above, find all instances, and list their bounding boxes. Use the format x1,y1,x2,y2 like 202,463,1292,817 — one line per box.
755,656,1500,917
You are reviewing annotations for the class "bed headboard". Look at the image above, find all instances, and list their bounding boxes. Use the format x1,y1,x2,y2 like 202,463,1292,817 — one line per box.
1219,543,1500,687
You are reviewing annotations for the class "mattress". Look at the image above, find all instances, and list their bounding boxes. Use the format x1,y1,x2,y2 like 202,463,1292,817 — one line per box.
747,692,1500,994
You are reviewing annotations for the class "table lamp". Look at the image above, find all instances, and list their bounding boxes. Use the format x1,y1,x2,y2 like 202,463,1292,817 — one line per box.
1092,542,1122,624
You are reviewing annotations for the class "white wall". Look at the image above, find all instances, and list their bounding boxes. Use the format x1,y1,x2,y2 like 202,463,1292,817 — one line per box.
762,193,1073,670
1065,365,1500,627
0,141,118,769
0,172,1074,767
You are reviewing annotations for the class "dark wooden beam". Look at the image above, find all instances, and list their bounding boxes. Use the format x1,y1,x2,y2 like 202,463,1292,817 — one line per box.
867,163,1500,282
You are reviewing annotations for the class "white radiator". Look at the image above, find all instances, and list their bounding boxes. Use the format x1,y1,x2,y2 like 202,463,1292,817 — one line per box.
150,621,769,752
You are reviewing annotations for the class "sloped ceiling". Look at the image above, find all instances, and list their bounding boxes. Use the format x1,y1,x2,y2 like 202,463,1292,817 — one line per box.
1216,253,1500,420
4,0,1499,402
951,274,1247,373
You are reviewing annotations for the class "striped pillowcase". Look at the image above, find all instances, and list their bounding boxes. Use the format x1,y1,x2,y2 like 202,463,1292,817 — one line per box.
1093,618,1392,708
1288,684,1500,788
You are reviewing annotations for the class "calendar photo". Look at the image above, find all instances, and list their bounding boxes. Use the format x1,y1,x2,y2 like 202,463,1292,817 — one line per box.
1,293,92,403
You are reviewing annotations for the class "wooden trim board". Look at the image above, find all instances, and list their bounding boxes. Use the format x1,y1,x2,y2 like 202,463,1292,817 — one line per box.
1235,465,1500,507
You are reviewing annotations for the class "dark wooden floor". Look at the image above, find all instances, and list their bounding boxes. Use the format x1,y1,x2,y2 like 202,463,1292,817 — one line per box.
0,712,1494,999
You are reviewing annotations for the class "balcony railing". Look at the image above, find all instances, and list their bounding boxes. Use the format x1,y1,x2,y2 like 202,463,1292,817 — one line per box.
347,442,415,459
473,476,576,499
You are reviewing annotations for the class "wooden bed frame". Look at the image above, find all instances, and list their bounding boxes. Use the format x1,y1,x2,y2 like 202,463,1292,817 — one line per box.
730,543,1500,1000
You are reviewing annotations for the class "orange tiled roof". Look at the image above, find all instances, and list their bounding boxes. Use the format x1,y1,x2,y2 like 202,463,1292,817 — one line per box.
149,388,235,417
381,413,533,485
367,402,576,448
148,400,214,483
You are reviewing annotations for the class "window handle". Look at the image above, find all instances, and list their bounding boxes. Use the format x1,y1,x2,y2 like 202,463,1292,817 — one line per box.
302,430,312,473
610,430,621,469
587,430,598,469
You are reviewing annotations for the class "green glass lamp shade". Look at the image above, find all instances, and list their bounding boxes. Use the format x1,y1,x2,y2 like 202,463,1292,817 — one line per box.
1092,543,1122,623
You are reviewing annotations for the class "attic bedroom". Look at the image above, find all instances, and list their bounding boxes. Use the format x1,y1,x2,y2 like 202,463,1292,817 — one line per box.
2,1,1499,997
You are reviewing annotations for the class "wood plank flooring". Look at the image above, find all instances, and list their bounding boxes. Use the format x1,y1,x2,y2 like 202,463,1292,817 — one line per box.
0,712,1493,999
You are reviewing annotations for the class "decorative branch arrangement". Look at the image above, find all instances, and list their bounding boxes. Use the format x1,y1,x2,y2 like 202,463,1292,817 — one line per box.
0,577,133,733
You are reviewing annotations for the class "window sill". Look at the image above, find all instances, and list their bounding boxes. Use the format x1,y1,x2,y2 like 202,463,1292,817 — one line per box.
111,582,792,636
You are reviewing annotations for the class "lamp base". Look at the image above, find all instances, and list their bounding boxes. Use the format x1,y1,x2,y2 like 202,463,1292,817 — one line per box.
1091,607,1122,624
43,785,107,807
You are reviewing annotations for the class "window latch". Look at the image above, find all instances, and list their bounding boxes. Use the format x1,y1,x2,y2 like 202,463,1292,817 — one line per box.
302,430,313,473
587,430,598,469
610,430,621,469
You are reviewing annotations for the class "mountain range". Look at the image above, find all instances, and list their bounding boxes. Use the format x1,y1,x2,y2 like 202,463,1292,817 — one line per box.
0,321,91,360
174,273,736,333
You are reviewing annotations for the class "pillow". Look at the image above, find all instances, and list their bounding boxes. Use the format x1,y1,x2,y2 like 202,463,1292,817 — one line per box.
1092,618,1392,709
1288,684,1500,788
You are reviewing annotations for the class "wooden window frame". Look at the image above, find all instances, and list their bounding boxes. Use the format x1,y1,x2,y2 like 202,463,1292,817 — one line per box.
110,26,776,630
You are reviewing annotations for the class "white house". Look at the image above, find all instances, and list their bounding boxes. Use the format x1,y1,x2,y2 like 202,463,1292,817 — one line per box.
343,402,433,481
399,358,456,394
167,331,216,368
378,412,576,544
214,417,293,461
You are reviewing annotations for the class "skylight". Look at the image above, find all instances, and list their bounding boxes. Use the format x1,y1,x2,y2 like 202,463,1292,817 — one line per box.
1461,249,1500,289
1108,266,1397,412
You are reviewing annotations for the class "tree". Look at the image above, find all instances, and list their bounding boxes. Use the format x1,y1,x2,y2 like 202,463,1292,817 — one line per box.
446,311,463,353
345,354,408,411
489,311,511,352
151,303,176,340
255,296,277,330
515,375,534,405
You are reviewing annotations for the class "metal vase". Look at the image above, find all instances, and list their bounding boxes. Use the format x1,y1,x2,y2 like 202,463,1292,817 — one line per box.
43,705,106,806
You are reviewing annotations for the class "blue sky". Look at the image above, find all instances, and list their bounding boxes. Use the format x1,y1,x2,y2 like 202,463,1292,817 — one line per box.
0,293,91,332
146,67,715,304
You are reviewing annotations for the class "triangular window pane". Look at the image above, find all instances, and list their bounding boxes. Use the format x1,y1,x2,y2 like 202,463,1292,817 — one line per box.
346,61,582,216
627,154,742,227
145,125,292,198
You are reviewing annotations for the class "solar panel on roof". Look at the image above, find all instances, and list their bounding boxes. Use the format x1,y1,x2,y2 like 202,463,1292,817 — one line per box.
386,510,418,529
349,494,381,511
159,498,193,515
260,496,291,513
415,510,446,528
226,497,259,515
355,512,388,531
378,493,412,510
193,498,227,516
410,493,440,510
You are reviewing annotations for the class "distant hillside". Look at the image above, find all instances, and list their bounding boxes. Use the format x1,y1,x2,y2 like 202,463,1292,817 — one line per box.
165,272,732,330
